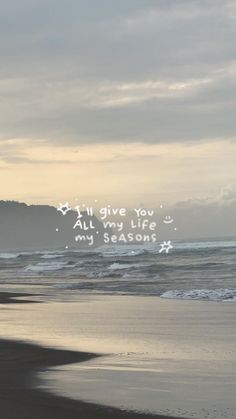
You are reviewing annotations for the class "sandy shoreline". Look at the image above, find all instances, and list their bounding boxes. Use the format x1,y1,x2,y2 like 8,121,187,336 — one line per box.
0,292,179,419
0,291,40,304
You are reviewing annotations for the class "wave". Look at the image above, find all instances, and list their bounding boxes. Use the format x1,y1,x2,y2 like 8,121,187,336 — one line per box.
98,240,236,258
174,240,236,250
0,250,65,259
40,253,64,259
0,252,20,259
1,239,235,261
161,288,236,301
24,261,75,272
97,243,166,257
108,262,148,271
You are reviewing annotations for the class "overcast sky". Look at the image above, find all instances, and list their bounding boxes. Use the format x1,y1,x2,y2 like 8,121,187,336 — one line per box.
0,0,235,215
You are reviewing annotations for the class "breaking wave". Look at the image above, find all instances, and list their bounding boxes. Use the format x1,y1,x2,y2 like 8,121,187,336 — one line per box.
161,289,236,302
0,252,20,259
24,261,75,272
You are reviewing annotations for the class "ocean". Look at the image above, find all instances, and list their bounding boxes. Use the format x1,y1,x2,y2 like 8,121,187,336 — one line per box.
1,238,236,418
0,238,236,301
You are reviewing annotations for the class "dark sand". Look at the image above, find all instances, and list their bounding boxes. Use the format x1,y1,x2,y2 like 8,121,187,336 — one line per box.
0,291,40,304
0,292,180,419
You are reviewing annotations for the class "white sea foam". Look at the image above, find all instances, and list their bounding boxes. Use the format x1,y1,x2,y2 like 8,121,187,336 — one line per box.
109,263,135,270
0,250,64,259
98,244,150,257
0,252,20,259
108,262,148,271
24,261,72,272
41,254,64,259
161,288,236,301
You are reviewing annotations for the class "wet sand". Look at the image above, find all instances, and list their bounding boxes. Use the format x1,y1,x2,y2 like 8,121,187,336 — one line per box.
0,292,179,419
0,291,40,304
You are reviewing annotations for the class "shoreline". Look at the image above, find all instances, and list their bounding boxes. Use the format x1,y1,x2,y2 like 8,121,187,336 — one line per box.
0,291,180,419
0,291,41,304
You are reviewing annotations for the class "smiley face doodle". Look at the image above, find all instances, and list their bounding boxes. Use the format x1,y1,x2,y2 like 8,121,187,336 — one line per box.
163,215,174,224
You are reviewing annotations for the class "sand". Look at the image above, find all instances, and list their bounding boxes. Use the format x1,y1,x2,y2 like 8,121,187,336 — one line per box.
0,291,39,304
0,292,179,419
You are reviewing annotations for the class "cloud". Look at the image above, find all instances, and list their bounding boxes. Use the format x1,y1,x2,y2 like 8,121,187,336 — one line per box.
175,185,236,209
0,0,235,145
0,138,235,207
91,77,212,108
171,185,236,239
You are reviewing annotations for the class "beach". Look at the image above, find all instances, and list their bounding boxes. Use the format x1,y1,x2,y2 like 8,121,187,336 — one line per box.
0,292,178,419
1,0,236,416
1,289,236,418
1,339,174,419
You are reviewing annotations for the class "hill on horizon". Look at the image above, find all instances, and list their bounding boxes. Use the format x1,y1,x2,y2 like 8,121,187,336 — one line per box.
0,200,104,251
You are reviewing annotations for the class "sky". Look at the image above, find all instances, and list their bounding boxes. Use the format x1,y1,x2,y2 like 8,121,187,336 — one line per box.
0,0,236,213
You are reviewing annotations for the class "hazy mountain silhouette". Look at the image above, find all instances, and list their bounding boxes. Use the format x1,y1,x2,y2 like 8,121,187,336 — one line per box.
0,201,105,251
0,200,235,252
